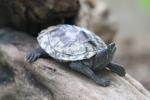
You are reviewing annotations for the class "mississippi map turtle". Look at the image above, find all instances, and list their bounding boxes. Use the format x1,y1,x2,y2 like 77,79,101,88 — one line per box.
26,25,126,87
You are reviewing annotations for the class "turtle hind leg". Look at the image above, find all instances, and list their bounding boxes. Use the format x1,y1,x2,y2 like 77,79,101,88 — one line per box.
26,47,49,63
69,62,110,87
107,63,126,77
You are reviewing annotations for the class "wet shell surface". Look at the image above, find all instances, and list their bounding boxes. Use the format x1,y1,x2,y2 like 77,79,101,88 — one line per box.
37,25,107,61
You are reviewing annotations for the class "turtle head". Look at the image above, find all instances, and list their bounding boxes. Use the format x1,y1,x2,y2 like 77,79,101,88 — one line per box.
95,43,116,68
107,42,116,61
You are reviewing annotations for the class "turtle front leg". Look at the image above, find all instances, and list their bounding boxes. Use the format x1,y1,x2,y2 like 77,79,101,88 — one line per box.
69,62,110,87
26,47,49,63
107,63,126,77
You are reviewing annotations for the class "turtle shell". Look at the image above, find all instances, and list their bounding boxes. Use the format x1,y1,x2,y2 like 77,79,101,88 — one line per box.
37,25,107,61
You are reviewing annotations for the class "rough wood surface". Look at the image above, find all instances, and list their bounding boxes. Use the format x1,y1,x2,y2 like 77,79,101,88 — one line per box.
0,29,150,100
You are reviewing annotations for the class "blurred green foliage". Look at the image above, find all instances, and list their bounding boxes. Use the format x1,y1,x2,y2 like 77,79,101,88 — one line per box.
138,0,150,13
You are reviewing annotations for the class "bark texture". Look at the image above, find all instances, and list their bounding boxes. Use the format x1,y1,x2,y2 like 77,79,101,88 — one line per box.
0,29,150,100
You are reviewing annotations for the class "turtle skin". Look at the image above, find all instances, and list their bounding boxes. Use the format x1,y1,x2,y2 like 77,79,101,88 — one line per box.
26,45,126,87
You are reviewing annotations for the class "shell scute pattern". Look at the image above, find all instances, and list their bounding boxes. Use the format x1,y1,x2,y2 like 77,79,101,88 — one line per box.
37,25,106,61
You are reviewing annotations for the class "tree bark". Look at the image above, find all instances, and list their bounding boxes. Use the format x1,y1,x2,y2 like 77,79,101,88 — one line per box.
0,29,150,100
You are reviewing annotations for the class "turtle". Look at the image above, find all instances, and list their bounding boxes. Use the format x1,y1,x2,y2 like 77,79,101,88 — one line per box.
26,24,126,87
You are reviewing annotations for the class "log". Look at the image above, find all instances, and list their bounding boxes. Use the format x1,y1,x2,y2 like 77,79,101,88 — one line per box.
0,0,79,36
0,29,150,100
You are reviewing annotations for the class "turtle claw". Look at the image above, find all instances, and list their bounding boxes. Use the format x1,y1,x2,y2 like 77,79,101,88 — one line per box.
26,51,40,63
111,65,126,77
115,67,126,77
108,63,126,77
96,79,110,87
